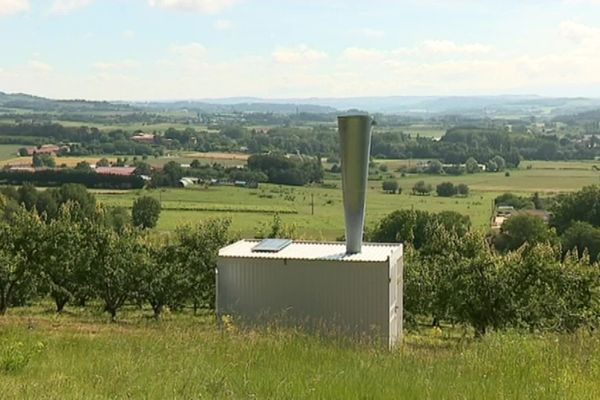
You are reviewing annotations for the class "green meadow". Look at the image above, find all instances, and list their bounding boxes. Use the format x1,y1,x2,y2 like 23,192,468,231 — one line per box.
92,159,600,239
0,307,599,399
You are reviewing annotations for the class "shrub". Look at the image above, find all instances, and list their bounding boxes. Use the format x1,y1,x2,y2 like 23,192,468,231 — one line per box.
412,181,432,196
436,182,456,197
132,196,161,229
382,180,399,194
457,183,469,196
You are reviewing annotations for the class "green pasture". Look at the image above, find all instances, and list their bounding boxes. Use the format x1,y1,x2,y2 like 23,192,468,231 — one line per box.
0,307,599,399
94,159,600,239
96,184,495,239
0,145,20,161
403,124,447,138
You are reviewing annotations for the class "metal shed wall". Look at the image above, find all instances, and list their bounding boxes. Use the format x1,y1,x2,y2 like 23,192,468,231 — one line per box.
217,248,403,346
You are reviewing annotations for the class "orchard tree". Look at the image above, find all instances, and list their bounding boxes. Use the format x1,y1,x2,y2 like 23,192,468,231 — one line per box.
0,210,43,314
494,214,556,252
132,196,161,229
39,205,91,312
446,231,509,337
140,241,187,318
176,218,231,312
89,227,143,320
561,221,600,262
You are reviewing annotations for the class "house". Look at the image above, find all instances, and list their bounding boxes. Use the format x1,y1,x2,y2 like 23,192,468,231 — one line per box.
8,165,36,173
95,167,137,176
25,144,62,156
131,133,156,144
492,207,551,229
178,177,199,188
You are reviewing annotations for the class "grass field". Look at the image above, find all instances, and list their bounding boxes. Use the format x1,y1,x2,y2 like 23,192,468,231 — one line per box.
0,151,249,168
403,124,447,138
93,159,600,239
0,145,20,161
96,184,496,239
0,306,599,399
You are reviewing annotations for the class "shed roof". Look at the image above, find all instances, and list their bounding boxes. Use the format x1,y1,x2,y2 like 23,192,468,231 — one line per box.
219,240,402,263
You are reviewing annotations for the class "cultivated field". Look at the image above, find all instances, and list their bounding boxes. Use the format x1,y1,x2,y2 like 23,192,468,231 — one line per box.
0,151,249,168
0,306,598,399
0,145,20,160
93,159,600,239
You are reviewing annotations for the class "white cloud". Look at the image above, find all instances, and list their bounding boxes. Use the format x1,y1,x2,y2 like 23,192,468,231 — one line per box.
272,45,327,64
148,0,235,14
122,30,135,39
358,28,385,38
342,47,413,62
49,0,92,15
422,39,492,54
171,42,207,59
0,0,29,16
559,20,600,44
93,60,140,70
28,60,53,73
214,19,232,30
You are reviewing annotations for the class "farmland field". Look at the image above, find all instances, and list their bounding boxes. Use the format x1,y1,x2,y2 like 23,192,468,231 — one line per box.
0,306,599,399
0,151,249,168
0,145,20,161
92,159,600,239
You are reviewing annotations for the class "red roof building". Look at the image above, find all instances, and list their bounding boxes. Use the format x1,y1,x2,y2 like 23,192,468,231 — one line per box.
95,167,137,176
26,145,61,156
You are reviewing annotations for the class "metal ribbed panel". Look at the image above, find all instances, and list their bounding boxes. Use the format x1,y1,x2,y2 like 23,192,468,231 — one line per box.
217,252,403,347
219,240,402,263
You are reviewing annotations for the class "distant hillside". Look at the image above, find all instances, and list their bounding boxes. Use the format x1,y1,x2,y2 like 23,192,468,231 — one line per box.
132,100,338,114
1,91,600,117
0,92,133,113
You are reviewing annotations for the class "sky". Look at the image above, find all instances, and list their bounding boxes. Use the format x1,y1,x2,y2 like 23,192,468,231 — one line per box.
1,0,600,100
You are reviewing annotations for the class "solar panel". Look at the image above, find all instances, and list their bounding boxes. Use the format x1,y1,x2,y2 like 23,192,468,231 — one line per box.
251,239,293,253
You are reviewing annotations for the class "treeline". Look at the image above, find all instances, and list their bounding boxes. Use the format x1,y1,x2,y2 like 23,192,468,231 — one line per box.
148,160,268,187
369,207,600,336
5,122,598,166
0,169,145,189
0,193,230,318
0,123,162,156
247,154,323,186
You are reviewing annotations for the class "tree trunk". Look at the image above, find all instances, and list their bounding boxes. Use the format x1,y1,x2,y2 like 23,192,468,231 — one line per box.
0,297,7,316
105,303,117,322
152,303,163,319
52,292,70,313
474,324,486,338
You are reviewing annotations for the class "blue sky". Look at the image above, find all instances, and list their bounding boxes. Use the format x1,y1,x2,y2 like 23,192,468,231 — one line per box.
1,0,600,100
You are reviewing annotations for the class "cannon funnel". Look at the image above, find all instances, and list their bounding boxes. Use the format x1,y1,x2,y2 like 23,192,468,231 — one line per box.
338,114,373,254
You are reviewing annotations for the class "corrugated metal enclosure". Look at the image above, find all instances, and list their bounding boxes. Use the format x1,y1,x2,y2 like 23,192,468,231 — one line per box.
217,240,403,347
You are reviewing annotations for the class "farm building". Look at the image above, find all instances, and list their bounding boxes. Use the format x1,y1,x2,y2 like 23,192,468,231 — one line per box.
217,240,403,348
95,167,136,176
178,177,199,187
24,144,64,156
130,133,155,143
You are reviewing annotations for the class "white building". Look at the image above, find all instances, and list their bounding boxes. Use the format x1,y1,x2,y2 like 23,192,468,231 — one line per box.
217,239,403,348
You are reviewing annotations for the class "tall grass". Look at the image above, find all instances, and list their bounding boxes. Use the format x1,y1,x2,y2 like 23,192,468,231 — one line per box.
0,306,599,399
